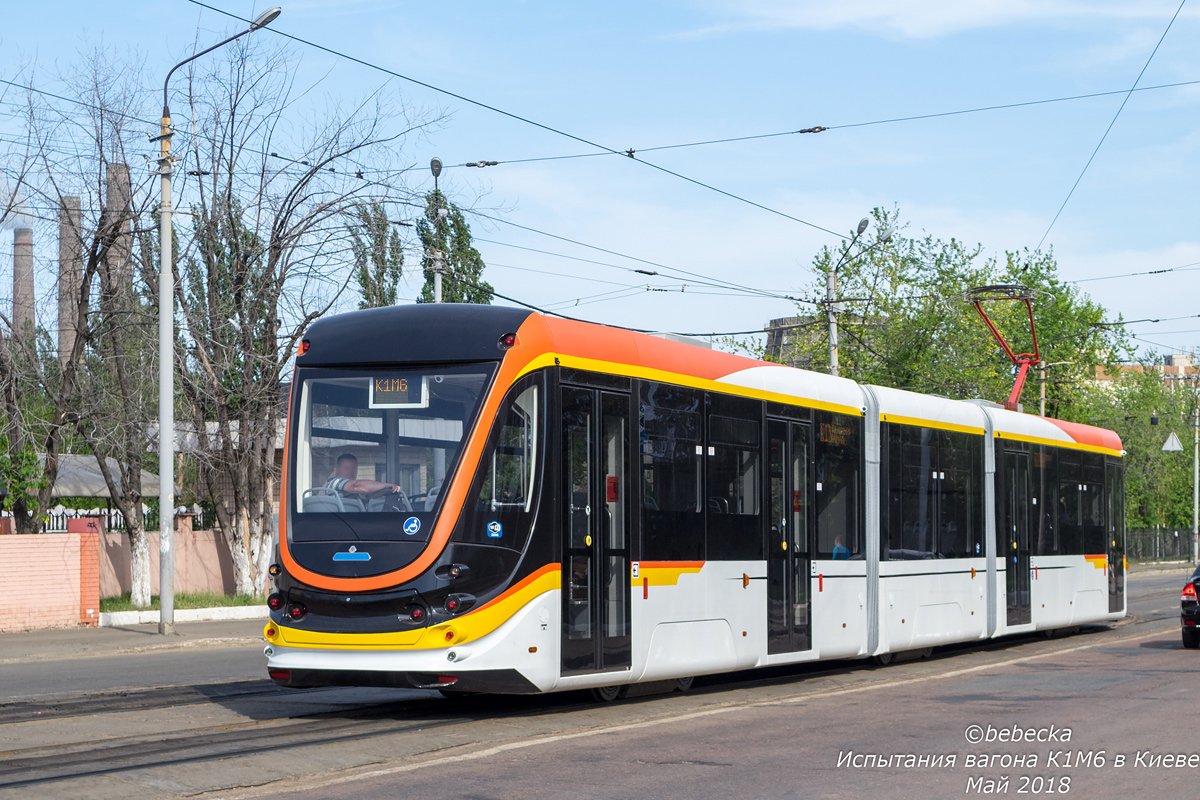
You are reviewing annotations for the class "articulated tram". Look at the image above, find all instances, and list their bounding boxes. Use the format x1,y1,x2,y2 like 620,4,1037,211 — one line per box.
263,304,1126,697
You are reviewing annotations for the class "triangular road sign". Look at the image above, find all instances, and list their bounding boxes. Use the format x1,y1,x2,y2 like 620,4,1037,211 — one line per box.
1163,431,1184,452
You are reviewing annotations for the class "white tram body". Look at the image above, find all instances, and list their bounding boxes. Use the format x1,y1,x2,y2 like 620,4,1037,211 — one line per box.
264,306,1125,694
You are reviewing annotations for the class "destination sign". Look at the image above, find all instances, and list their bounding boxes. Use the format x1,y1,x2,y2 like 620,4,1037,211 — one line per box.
369,373,428,409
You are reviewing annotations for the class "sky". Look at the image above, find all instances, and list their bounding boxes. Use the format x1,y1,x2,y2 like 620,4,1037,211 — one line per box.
2,0,1198,358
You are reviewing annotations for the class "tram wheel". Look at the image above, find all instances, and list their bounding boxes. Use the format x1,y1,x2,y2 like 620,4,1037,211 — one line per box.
873,652,894,666
590,684,623,703
674,676,695,693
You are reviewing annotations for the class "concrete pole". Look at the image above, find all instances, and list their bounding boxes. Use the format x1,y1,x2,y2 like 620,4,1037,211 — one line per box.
12,227,34,336
1039,360,1046,417
826,269,839,378
57,197,82,366
434,251,443,304
158,110,175,636
1193,405,1198,565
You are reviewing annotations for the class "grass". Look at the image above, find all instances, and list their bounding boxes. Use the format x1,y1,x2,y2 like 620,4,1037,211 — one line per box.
99,591,261,613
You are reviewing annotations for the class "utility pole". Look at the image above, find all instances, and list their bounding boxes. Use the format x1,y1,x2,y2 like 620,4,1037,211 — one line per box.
826,268,840,378
157,6,281,635
1038,360,1074,417
826,217,870,378
1193,404,1198,564
430,157,444,303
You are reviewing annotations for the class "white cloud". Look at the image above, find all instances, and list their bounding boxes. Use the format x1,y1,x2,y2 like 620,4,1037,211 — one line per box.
681,0,1195,40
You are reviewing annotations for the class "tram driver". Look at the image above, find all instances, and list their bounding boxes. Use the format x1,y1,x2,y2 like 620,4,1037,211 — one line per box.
325,453,404,511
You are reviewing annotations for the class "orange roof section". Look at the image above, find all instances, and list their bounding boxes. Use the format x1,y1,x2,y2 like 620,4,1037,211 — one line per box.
526,314,771,382
1045,417,1124,454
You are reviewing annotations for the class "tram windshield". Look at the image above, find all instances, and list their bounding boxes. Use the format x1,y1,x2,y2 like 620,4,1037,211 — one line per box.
290,365,495,532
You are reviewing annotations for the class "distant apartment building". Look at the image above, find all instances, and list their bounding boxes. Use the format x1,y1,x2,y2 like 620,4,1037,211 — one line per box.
763,315,820,368
1093,352,1199,384
763,313,878,369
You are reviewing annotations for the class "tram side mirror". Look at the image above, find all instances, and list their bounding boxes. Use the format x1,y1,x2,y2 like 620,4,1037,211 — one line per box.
435,563,471,581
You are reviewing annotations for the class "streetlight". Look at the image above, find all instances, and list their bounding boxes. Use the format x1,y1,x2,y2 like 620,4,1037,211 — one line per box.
826,217,893,378
156,6,281,635
428,158,446,303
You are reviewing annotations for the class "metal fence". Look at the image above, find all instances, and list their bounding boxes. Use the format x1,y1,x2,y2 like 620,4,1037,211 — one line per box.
1127,527,1198,562
39,507,218,534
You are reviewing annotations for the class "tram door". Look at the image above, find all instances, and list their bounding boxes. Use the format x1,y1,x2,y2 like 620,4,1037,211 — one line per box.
1003,450,1032,626
767,419,813,654
1106,461,1125,613
561,386,632,674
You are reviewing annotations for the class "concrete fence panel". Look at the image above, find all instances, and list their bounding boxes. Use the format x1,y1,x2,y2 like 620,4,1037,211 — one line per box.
0,532,98,632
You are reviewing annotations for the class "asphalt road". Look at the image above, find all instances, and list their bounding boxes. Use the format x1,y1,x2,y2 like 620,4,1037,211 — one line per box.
0,566,1193,800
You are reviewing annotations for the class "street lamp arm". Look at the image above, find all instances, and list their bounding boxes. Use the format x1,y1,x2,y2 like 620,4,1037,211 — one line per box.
163,32,246,114
161,7,281,114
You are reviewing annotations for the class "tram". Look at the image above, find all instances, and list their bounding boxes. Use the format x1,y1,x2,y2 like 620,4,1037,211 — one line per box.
263,304,1126,696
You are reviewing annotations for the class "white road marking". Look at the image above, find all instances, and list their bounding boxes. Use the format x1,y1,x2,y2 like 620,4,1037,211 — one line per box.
203,621,1178,800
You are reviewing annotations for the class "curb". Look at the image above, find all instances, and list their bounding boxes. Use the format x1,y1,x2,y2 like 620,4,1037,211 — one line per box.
100,606,268,627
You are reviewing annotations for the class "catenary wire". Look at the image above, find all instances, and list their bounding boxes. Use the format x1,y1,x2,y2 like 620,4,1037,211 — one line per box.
182,0,846,239
1034,0,1188,252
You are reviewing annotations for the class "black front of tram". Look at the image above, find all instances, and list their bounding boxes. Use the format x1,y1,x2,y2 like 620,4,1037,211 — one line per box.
268,304,556,658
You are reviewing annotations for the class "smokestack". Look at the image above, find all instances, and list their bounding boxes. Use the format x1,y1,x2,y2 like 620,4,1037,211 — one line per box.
103,163,133,294
12,227,34,336
58,196,82,365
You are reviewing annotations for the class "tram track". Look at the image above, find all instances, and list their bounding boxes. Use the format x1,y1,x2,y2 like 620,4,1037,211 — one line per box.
0,680,286,725
0,692,517,790
0,577,1183,793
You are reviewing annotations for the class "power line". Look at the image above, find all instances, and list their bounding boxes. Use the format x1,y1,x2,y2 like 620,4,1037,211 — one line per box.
1128,333,1192,351
0,72,815,308
183,0,846,239
1034,0,1187,252
1069,260,1200,284
1128,328,1200,335
1094,313,1200,328
473,212,817,304
438,78,1200,171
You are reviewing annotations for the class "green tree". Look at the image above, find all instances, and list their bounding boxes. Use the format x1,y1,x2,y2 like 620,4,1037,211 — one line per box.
415,190,493,304
0,437,48,514
762,208,1127,418
1070,363,1197,530
348,203,404,309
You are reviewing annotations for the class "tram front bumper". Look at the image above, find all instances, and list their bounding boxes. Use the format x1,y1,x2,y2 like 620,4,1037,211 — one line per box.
261,596,559,694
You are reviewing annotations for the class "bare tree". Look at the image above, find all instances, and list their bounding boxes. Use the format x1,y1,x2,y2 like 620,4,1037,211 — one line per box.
0,49,159,614
171,40,438,594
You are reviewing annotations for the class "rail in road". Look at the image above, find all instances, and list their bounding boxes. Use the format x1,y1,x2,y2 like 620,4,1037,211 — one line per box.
0,569,1189,799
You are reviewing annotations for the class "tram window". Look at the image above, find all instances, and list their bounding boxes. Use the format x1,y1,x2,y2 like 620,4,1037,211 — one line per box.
477,384,539,513
939,431,982,558
888,426,937,558
815,410,862,559
1032,446,1058,555
1081,452,1106,553
1056,450,1083,554
705,393,764,561
291,365,493,533
640,382,704,561
882,424,982,559
452,375,544,551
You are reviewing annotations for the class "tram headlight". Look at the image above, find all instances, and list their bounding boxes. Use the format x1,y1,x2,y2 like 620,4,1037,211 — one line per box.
444,593,476,614
435,562,471,581
408,605,427,623
287,603,308,621
268,563,282,578
267,593,285,612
